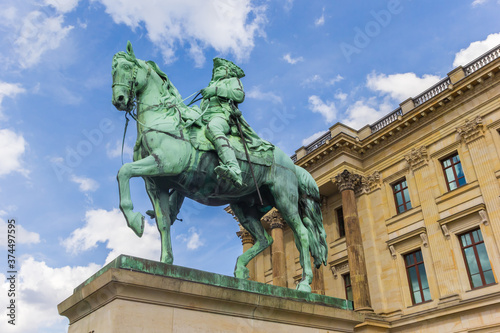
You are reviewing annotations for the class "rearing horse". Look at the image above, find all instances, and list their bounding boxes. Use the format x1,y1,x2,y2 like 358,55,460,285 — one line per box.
111,42,327,292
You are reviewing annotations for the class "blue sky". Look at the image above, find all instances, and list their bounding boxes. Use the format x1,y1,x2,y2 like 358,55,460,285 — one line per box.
0,0,499,331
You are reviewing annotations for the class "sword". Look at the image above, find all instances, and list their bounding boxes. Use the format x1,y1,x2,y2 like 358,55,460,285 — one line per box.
234,115,264,206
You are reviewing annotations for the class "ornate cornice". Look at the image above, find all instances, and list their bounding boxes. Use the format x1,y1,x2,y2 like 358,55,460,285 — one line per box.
334,169,364,192
404,146,428,171
457,116,484,145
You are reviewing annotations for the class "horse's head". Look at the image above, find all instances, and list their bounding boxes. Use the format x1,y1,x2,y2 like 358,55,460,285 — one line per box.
111,41,147,112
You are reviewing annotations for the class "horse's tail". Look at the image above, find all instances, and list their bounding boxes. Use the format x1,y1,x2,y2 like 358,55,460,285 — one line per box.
295,165,328,268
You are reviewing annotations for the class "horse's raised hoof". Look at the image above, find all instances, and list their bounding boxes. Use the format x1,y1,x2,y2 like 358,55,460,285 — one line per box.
296,281,312,293
127,212,145,237
234,266,250,280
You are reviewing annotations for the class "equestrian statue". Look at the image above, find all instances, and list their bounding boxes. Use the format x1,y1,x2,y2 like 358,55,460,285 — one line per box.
111,41,327,292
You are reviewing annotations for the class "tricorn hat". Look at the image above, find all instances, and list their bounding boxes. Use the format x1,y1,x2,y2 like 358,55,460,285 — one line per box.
212,58,245,79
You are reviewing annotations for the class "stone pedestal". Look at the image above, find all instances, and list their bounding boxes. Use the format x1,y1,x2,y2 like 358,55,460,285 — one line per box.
58,255,363,333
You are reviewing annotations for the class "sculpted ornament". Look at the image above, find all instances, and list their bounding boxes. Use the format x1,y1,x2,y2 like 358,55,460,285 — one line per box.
405,146,428,171
457,116,484,145
111,42,327,292
334,169,364,192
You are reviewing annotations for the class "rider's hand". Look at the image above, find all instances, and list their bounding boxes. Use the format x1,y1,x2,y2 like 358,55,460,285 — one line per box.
201,87,216,98
231,108,242,118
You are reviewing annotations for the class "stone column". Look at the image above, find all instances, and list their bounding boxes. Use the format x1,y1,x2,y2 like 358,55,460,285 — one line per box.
334,170,373,313
405,146,460,302
236,224,256,281
266,210,287,287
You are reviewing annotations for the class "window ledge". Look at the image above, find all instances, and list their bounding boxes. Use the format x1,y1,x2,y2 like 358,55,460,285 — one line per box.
435,180,479,205
386,206,423,227
465,282,497,292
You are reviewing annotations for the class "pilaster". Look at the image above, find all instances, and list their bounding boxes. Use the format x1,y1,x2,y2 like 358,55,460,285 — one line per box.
263,210,288,288
457,116,500,253
405,146,461,301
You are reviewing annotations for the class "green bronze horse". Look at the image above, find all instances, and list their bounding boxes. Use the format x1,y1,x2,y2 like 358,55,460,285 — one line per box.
111,42,327,292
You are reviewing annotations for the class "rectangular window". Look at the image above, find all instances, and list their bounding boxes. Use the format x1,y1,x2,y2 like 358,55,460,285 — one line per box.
441,153,466,191
336,207,345,238
404,250,431,305
459,228,495,289
343,273,353,302
393,179,412,214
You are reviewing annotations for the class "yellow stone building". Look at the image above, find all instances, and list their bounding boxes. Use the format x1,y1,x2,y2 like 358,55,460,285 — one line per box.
235,45,500,332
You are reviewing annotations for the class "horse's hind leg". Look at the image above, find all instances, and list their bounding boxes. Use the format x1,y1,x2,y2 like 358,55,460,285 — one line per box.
271,183,313,292
145,178,180,264
231,203,273,280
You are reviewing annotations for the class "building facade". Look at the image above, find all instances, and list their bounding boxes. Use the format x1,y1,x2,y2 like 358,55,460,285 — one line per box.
234,45,500,332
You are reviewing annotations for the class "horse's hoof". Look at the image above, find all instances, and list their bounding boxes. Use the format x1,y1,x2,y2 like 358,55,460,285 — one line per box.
160,254,173,265
296,281,312,293
128,212,145,237
234,266,250,280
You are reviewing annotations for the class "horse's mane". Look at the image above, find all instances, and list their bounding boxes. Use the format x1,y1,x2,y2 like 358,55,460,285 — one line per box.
113,52,188,115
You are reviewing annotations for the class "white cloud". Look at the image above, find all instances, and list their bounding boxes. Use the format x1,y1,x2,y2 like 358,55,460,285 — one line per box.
15,11,73,68
43,0,80,13
302,74,343,86
70,175,100,192
342,97,394,130
366,72,441,102
176,227,204,250
0,218,40,247
0,129,28,177
96,0,266,64
453,33,500,67
335,91,348,101
283,53,304,64
0,258,101,332
0,81,25,119
107,140,134,160
308,95,337,123
246,86,282,104
62,208,160,264
315,8,325,26
471,0,488,6
302,131,328,146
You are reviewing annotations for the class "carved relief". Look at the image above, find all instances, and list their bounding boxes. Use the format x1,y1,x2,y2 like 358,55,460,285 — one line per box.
457,116,484,145
358,171,382,195
334,169,363,192
405,146,428,171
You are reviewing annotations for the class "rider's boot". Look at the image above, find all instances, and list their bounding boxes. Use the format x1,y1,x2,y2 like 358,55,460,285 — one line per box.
213,137,244,188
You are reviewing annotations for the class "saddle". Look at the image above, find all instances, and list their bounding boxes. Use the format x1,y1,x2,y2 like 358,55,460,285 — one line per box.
185,119,274,167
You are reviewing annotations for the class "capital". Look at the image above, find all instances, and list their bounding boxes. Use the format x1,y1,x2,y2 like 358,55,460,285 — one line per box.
262,209,286,229
405,146,428,171
236,224,254,245
334,169,363,192
457,116,484,145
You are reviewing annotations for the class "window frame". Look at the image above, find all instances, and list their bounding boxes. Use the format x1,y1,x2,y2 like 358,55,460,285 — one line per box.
404,249,432,305
392,178,412,214
459,228,495,290
440,152,466,191
343,273,353,303
336,206,345,238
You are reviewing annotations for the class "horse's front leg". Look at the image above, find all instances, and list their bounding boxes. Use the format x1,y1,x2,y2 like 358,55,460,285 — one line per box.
117,155,163,237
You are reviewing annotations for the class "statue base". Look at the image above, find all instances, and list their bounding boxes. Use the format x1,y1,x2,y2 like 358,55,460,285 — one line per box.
58,255,364,332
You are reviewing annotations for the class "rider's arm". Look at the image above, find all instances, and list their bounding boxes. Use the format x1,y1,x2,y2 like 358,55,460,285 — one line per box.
202,78,245,103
